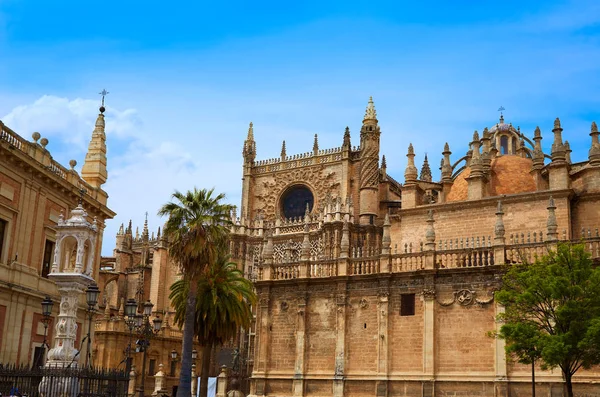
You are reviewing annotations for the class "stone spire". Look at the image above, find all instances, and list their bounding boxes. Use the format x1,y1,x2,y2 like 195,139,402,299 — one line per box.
342,127,351,150
564,141,572,164
404,143,418,183
551,118,566,162
363,96,377,122
313,134,319,155
441,142,452,183
381,155,387,181
419,154,432,182
470,131,483,175
589,121,600,166
532,126,544,169
81,103,108,188
280,140,287,160
243,122,256,163
142,212,149,242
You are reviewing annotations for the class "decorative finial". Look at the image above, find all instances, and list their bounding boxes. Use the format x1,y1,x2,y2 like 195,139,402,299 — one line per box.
592,121,598,134
363,96,377,121
99,89,109,113
554,117,562,131
313,134,319,154
472,130,480,142
498,106,505,123
280,140,286,159
381,154,387,168
69,159,77,170
534,126,541,138
443,142,450,152
408,143,414,155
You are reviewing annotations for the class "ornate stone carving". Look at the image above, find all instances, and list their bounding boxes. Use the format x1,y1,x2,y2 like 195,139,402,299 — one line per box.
253,166,340,219
421,287,436,301
359,298,369,309
456,289,474,306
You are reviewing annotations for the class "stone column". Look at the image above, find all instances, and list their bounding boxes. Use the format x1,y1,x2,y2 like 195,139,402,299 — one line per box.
293,285,308,396
421,284,436,396
333,282,347,397
376,279,390,397
493,201,506,265
253,287,270,396
45,280,88,367
424,211,436,270
494,304,508,397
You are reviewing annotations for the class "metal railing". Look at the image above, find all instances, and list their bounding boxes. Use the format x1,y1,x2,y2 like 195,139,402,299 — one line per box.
0,364,129,397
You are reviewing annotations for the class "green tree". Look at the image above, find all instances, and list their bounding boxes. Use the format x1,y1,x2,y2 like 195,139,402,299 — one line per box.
496,242,600,397
170,254,256,397
158,188,233,397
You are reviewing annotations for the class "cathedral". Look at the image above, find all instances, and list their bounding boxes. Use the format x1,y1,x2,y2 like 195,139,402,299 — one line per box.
226,98,600,397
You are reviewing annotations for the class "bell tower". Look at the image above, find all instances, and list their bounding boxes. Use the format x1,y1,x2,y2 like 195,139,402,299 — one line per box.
359,97,381,224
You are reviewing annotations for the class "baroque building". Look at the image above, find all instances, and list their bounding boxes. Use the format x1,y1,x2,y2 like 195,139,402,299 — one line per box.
228,98,600,397
0,103,114,367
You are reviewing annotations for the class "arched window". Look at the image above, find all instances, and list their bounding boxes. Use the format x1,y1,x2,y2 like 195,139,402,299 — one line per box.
280,185,314,219
500,135,509,155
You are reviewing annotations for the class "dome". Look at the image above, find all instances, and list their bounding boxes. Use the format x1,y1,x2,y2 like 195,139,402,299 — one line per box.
488,115,518,135
446,155,536,202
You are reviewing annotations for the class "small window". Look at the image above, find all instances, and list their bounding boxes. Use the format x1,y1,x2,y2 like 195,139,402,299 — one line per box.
400,294,415,316
170,361,177,377
149,359,156,375
0,219,7,261
500,136,509,155
42,239,55,278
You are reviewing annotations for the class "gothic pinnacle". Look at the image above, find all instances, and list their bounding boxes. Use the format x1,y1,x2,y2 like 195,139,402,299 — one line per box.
81,95,108,187
381,154,387,169
343,126,351,148
313,134,319,154
419,154,432,182
363,96,377,122
247,122,254,140
281,140,286,159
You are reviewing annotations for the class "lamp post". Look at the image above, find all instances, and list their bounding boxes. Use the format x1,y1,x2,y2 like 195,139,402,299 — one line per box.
124,298,138,372
136,300,162,397
84,283,100,368
37,297,54,368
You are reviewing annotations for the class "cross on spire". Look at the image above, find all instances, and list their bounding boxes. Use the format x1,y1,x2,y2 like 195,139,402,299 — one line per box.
498,106,505,123
99,89,109,108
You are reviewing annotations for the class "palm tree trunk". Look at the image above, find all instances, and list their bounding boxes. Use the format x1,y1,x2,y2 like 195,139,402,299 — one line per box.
177,280,198,397
199,342,213,397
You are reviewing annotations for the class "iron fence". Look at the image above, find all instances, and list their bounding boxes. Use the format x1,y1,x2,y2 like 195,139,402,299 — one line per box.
0,364,129,397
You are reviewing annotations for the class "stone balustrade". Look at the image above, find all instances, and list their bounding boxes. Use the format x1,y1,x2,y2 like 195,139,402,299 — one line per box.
256,232,600,282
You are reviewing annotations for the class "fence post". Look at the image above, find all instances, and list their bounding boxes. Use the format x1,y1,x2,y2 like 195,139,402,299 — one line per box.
216,366,228,397
128,364,137,396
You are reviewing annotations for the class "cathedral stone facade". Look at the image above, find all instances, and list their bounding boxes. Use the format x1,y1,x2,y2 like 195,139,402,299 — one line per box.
230,99,600,397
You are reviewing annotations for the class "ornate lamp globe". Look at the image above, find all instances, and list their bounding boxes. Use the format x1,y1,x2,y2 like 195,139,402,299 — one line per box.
171,349,178,360
125,298,137,317
152,316,162,332
143,300,154,317
41,296,54,317
86,283,100,308
135,314,143,328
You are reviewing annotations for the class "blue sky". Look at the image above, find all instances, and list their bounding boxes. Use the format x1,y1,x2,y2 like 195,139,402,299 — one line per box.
1,0,599,255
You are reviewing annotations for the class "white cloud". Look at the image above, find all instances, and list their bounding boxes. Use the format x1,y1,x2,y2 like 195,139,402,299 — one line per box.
1,95,243,256
2,95,142,151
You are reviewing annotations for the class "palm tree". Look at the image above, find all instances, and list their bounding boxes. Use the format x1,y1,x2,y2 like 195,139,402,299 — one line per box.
158,188,233,397
170,254,256,397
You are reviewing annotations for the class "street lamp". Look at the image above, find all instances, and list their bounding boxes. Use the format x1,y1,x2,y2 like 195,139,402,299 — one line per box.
136,300,162,397
124,298,138,372
170,349,177,360
85,283,100,368
37,297,53,368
